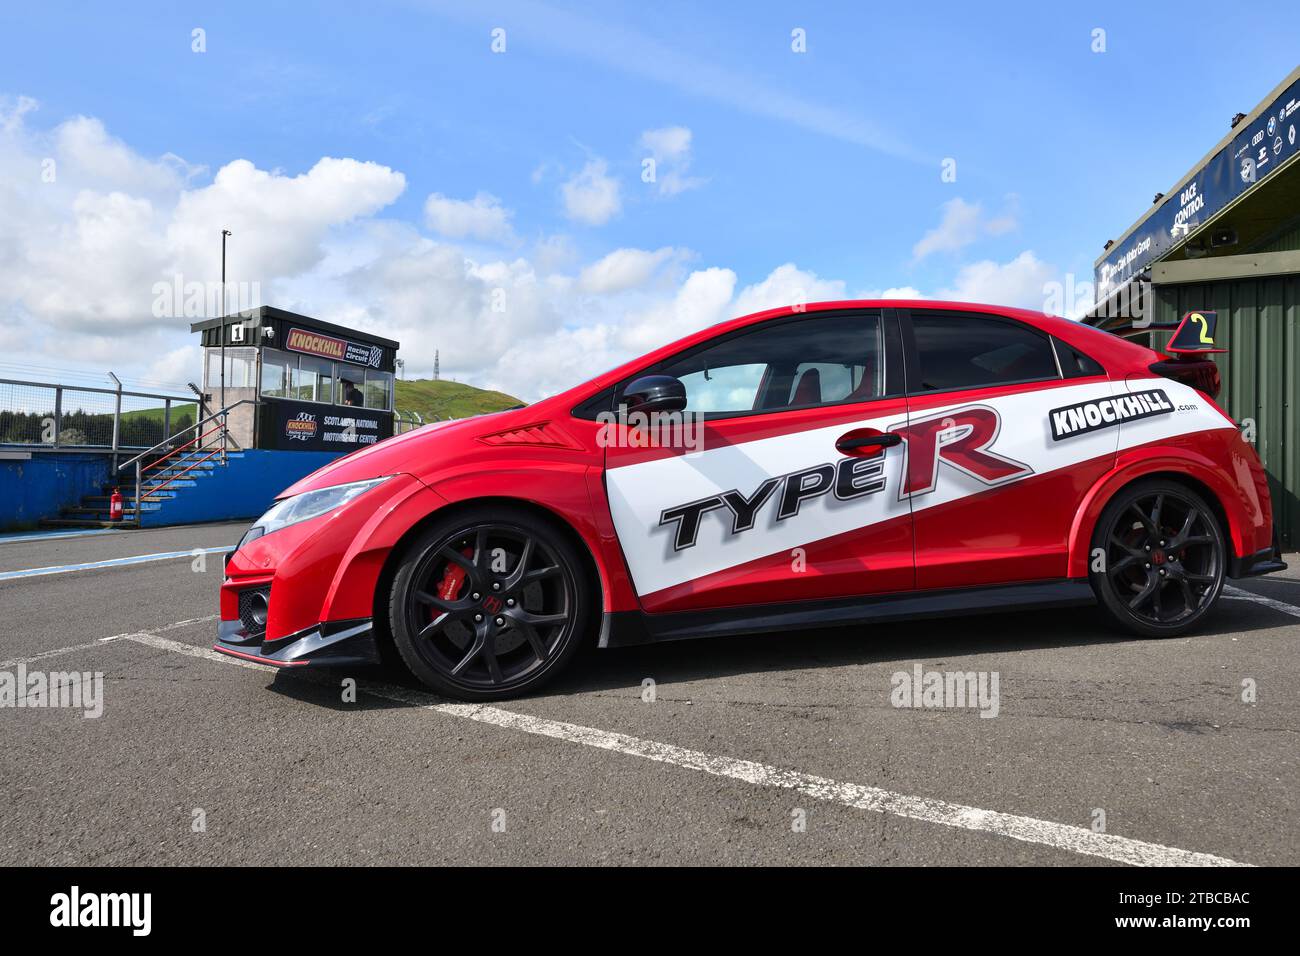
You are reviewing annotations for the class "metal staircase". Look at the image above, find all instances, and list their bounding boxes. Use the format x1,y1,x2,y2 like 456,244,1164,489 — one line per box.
39,400,255,529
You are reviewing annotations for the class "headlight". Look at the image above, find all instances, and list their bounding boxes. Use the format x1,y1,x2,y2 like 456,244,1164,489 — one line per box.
241,476,391,544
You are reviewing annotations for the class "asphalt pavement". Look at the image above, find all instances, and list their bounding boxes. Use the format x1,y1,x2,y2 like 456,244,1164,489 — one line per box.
1,521,1296,865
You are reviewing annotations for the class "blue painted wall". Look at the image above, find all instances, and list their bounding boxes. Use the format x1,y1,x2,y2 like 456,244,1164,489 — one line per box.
0,453,111,530
0,449,344,529
137,450,342,527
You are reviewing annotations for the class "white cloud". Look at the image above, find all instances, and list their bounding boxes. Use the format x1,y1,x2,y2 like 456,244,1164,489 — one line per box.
858,285,925,299
639,125,704,196
532,233,579,275
0,99,405,340
561,158,620,225
168,157,405,279
912,197,1020,261
0,97,1066,407
0,94,38,133
616,266,738,353
54,115,204,197
577,246,678,294
640,126,691,159
145,344,203,386
937,251,1055,310
423,191,515,243
733,262,847,315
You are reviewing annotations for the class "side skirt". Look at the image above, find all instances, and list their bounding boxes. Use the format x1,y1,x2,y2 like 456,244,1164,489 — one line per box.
599,579,1096,648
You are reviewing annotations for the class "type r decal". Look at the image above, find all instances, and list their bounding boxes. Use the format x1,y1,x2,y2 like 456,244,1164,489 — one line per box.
1049,388,1173,441
892,405,1033,498
659,456,886,551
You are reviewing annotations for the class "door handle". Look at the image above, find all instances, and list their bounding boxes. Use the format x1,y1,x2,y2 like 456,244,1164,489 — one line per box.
835,431,902,455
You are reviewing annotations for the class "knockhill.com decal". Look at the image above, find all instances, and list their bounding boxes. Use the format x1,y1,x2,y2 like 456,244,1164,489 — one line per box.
1049,388,1174,441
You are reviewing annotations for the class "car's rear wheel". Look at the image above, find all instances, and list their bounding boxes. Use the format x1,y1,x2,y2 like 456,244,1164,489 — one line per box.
1090,479,1226,637
388,506,592,701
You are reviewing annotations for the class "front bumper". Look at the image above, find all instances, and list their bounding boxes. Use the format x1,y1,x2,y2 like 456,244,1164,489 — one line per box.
213,617,382,669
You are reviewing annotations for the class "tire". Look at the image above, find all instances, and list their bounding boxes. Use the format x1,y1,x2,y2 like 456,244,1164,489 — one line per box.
1089,479,1226,638
388,505,594,701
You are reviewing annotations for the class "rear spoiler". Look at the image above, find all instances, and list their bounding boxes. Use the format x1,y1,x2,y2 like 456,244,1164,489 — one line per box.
1090,310,1227,353
1165,310,1227,356
1148,310,1225,399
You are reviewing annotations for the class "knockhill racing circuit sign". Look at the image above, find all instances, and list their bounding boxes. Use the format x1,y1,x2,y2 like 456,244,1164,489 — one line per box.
285,327,384,369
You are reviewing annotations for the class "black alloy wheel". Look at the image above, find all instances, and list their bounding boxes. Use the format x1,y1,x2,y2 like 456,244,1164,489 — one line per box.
389,507,591,700
1091,479,1226,637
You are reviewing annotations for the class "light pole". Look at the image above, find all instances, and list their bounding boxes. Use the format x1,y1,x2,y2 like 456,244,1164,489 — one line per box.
220,229,232,410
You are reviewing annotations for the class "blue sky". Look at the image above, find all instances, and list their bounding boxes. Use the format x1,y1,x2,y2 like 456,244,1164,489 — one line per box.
1,1,1297,399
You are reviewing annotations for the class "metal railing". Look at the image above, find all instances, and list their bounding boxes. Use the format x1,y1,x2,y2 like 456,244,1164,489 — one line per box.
0,375,196,461
394,409,426,434
116,399,258,526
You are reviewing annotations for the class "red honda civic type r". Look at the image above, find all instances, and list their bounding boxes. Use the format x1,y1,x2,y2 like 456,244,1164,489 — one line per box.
215,300,1284,700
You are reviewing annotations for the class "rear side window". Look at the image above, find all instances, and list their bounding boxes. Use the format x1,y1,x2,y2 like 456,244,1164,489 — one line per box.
910,312,1059,392
1055,339,1106,378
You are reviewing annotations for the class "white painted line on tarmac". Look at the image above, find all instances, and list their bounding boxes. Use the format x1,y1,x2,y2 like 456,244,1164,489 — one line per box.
124,631,1252,868
121,631,271,672
0,547,230,582
0,528,127,545
0,615,218,668
1223,585,1300,619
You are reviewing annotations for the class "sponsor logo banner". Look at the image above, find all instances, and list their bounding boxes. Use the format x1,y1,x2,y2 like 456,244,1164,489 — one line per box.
1049,388,1173,441
265,398,392,451
1096,75,1300,297
285,327,383,368
285,411,318,441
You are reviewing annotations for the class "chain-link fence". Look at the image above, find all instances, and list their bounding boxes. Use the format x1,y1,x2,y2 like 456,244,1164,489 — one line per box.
0,377,196,451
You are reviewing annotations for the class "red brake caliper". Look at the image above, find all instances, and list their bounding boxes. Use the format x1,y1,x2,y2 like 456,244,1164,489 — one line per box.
432,546,474,621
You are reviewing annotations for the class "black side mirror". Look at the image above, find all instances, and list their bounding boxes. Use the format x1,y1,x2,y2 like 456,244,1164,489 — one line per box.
620,375,687,415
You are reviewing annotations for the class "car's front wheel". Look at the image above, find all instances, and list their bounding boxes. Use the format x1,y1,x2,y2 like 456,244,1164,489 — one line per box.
1090,479,1226,637
388,506,593,700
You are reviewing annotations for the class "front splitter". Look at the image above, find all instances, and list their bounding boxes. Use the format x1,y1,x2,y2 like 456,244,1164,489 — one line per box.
214,617,381,669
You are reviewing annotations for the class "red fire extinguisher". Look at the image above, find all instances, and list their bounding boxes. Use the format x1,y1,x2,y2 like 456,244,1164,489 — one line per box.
109,488,124,522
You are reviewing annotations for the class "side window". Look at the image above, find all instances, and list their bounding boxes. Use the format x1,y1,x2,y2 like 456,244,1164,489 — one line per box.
297,355,336,403
910,312,1059,392
1055,338,1106,378
652,313,885,417
259,348,292,398
363,369,393,410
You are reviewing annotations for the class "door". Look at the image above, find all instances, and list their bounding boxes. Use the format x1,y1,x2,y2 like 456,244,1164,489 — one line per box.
603,310,914,614
900,309,1122,589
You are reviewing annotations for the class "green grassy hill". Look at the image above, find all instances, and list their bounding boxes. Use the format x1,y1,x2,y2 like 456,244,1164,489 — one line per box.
98,381,518,434
394,379,523,422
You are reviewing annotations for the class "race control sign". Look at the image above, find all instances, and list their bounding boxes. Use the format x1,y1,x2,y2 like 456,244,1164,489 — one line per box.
1096,75,1300,297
